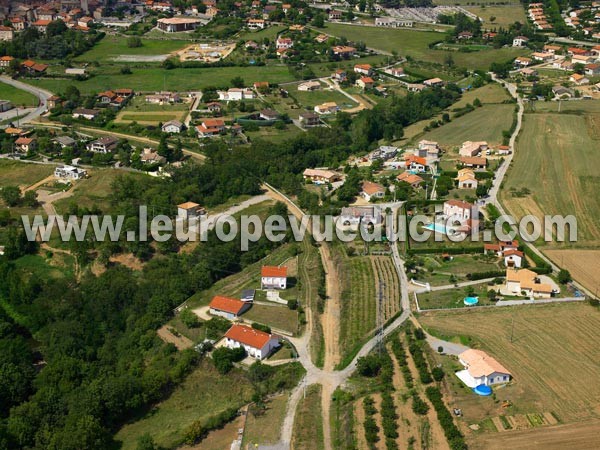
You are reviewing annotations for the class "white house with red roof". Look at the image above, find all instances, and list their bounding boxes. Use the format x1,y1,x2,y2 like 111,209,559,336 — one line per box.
209,295,251,320
261,266,287,289
457,349,512,387
443,200,475,222
223,324,280,360
361,181,385,202
484,240,522,267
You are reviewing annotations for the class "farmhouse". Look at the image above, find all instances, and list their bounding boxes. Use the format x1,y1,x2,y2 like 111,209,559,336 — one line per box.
162,120,183,134
177,201,205,220
456,349,512,388
459,156,487,170
261,266,287,290
505,268,553,298
397,171,423,188
303,168,340,184
459,141,488,157
361,181,385,201
157,17,202,32
208,296,251,320
299,112,320,127
497,145,510,155
455,168,478,189
72,108,100,120
54,165,87,180
223,324,280,360
417,139,440,157
87,136,118,153
21,59,48,74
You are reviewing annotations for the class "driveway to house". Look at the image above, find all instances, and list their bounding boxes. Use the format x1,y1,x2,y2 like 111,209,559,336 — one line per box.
0,76,53,125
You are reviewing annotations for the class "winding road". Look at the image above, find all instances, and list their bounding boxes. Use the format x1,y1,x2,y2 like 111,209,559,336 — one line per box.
0,76,53,125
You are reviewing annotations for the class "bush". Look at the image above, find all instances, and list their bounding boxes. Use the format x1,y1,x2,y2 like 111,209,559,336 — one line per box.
425,387,468,450
412,394,430,415
180,308,199,328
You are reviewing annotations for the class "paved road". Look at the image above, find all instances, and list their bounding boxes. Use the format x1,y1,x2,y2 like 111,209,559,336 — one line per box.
0,76,53,125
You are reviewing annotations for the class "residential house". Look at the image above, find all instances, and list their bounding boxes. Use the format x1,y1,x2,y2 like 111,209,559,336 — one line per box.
0,100,12,112
303,168,340,184
354,64,373,76
331,45,356,57
298,80,321,91
512,36,529,47
87,136,118,153
328,10,342,20
276,37,293,49
21,59,48,74
514,56,532,68
54,165,87,180
375,17,413,27
177,201,205,220
331,69,347,82
31,19,51,33
356,76,374,89
0,26,14,41
162,119,183,133
552,85,575,98
570,73,590,85
339,205,383,226
78,16,93,28
208,296,251,320
259,109,279,121
497,145,511,155
459,141,488,157
140,147,166,165
253,81,270,93
585,64,600,76
503,249,524,268
54,136,76,148
455,168,478,189
361,181,385,201
397,171,424,188
484,240,519,257
261,266,287,289
0,56,14,67
460,156,487,170
206,101,222,113
416,139,440,159
72,108,100,120
145,92,181,104
315,34,329,44
14,137,36,153
423,78,444,87
314,102,339,114
385,67,405,77
531,51,553,62
299,112,320,127
47,95,61,109
218,88,254,101
443,199,474,222
157,17,202,32
505,268,553,298
196,118,225,137
458,31,473,40
223,324,280,360
405,154,428,172
246,18,266,30
456,349,512,388
543,44,561,54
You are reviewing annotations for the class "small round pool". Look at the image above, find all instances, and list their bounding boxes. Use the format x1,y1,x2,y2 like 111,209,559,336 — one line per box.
464,296,479,306
473,384,492,396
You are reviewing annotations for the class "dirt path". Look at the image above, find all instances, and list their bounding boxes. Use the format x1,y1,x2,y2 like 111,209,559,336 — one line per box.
354,398,368,450
22,175,55,193
372,394,387,450
320,242,341,372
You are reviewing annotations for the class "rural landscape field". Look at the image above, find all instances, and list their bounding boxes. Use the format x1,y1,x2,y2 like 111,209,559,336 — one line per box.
1,1,600,450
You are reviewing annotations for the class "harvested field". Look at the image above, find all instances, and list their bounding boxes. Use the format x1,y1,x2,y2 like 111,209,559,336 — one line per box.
420,303,600,424
543,249,600,293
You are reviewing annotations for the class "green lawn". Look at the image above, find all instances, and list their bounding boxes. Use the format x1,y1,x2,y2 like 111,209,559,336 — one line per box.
415,103,516,146
24,65,297,94
321,23,525,70
416,282,501,310
237,25,286,41
0,82,38,107
74,35,189,62
291,384,325,450
244,303,299,334
0,160,54,188
289,82,357,109
114,360,254,450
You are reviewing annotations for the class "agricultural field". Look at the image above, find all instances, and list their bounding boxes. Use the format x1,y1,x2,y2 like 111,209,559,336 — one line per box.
291,384,325,450
74,35,189,62
414,103,515,146
420,303,600,430
321,23,525,70
501,105,600,250
0,83,38,107
0,160,53,189
336,245,401,366
114,360,254,450
543,249,600,294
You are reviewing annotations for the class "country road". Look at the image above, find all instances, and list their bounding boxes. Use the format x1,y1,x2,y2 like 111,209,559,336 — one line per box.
0,76,53,125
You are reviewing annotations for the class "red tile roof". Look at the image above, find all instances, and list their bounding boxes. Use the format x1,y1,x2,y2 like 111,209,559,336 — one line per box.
209,295,247,315
261,266,287,278
225,324,272,349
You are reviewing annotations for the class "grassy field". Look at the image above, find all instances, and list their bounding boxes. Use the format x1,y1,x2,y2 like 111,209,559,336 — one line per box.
75,35,189,62
465,5,527,29
244,303,298,334
501,105,600,248
420,303,600,428
288,82,358,110
0,160,54,188
13,253,75,281
243,394,289,447
321,23,525,70
414,253,503,287
53,168,152,214
291,384,325,450
0,82,38,107
24,65,297,94
237,25,286,41
416,281,500,309
414,103,515,146
114,360,254,450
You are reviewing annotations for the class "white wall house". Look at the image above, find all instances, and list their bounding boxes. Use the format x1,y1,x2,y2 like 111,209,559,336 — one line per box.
223,324,280,360
456,349,512,387
208,296,251,320
261,266,287,289
54,165,87,180
443,200,474,222
177,201,205,221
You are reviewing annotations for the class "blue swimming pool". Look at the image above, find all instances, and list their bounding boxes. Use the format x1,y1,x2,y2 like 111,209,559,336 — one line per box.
473,384,492,396
464,297,479,306
423,222,448,234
